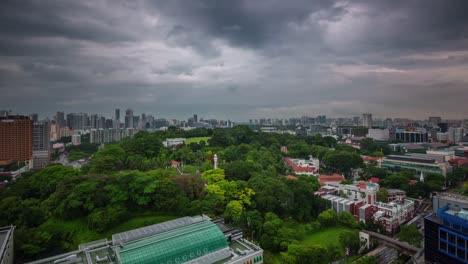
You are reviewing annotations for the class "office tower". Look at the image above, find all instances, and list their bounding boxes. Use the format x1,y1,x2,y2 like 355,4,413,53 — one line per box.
29,113,38,122
0,115,33,162
362,113,373,128
428,116,442,126
32,121,51,169
424,194,468,264
124,109,134,128
115,108,120,121
194,114,198,123
56,111,66,128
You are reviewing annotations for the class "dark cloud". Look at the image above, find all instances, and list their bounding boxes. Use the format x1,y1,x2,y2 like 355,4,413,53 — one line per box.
0,0,467,120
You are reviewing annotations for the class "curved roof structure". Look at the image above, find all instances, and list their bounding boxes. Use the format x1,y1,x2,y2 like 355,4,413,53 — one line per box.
117,220,229,264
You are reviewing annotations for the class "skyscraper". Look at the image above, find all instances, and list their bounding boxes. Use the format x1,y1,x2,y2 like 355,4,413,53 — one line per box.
362,113,373,128
32,121,51,169
0,115,33,162
56,111,66,128
194,114,198,123
115,108,120,121
66,113,88,130
125,109,134,128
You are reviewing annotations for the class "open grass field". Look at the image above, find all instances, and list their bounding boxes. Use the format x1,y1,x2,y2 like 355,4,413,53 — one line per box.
40,214,176,249
299,226,351,248
265,225,353,263
185,137,211,144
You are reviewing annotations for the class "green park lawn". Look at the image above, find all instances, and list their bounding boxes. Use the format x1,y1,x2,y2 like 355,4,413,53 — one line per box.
185,137,211,144
265,225,353,263
40,214,176,249
299,226,351,248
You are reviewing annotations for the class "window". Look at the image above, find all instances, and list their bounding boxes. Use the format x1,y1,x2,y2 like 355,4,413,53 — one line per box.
448,245,456,255
440,241,448,251
449,234,456,244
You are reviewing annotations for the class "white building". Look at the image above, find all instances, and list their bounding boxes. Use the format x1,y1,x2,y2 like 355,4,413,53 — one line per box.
163,138,186,148
367,129,390,141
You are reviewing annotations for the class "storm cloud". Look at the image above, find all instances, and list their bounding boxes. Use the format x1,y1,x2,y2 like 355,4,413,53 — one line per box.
1,0,468,120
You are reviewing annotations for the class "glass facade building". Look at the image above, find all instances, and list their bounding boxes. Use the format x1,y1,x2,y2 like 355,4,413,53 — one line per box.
425,195,468,264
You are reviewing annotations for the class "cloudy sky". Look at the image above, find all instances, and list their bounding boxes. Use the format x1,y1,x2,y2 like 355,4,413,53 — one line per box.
1,0,468,121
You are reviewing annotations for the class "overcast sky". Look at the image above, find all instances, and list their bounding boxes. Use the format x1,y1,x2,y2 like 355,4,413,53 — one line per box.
1,0,468,121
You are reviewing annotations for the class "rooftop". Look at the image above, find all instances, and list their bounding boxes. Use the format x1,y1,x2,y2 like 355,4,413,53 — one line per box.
384,155,437,164
27,216,262,264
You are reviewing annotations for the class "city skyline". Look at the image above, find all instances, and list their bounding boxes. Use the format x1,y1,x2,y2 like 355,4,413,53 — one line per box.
1,1,468,120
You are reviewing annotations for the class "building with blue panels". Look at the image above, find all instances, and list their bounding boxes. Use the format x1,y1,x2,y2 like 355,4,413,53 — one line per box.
425,194,468,264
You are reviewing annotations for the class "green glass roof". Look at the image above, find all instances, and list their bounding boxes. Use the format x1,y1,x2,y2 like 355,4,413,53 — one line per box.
117,220,228,264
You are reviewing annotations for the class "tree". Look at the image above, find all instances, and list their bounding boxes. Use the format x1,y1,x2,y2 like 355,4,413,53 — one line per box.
339,230,360,255
201,169,225,184
397,225,422,247
223,160,261,181
354,256,379,264
377,188,388,202
338,212,359,228
224,200,243,221
317,209,338,227
281,244,331,264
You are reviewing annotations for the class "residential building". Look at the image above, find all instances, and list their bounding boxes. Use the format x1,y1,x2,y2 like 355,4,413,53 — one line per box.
0,226,14,264
0,116,33,162
386,189,407,203
380,154,451,176
424,193,468,264
71,134,81,146
27,216,263,264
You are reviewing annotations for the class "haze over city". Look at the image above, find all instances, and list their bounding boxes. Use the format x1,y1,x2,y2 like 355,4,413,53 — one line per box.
1,0,468,120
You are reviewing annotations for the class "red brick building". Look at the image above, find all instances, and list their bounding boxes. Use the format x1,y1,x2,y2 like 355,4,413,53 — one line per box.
0,116,33,162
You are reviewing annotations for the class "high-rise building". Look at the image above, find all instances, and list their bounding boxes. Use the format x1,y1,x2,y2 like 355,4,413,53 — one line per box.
115,108,120,121
194,114,198,123
32,121,51,169
0,116,33,162
362,113,373,128
33,121,50,151
424,194,468,264
124,109,134,128
29,113,38,122
448,127,465,144
67,113,88,130
56,111,66,128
